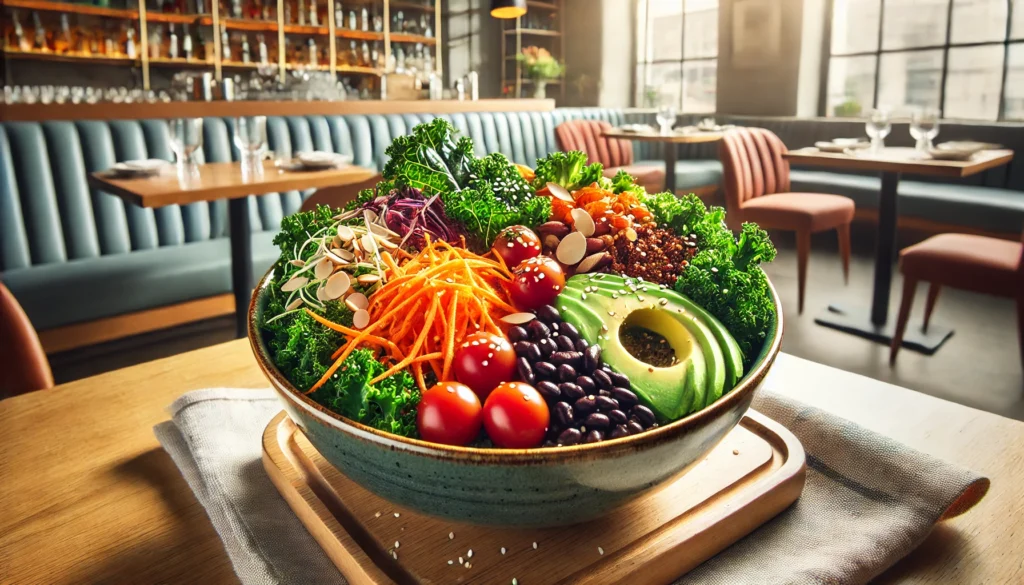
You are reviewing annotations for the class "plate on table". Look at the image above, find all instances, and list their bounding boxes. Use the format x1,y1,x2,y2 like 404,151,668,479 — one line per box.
928,148,977,161
935,141,1002,153
108,159,170,178
694,119,734,132
293,151,354,170
815,139,870,153
618,124,654,133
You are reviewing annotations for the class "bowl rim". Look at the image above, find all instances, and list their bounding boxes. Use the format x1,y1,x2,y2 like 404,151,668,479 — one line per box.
248,266,784,463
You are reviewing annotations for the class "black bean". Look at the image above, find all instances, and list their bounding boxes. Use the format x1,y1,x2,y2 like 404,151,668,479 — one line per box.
583,345,601,372
513,341,533,356
584,430,604,443
560,322,580,339
593,369,613,390
609,424,629,439
537,305,561,323
574,395,598,416
556,335,575,352
517,357,535,383
584,412,611,430
609,371,631,388
508,325,529,343
632,405,657,427
574,338,589,352
598,389,612,397
525,344,542,362
550,350,582,365
536,381,561,401
554,402,574,427
534,361,557,378
576,375,596,393
595,396,619,412
538,338,557,357
528,320,551,340
610,387,638,408
608,409,628,425
557,364,577,382
626,421,644,435
559,382,585,401
557,427,582,446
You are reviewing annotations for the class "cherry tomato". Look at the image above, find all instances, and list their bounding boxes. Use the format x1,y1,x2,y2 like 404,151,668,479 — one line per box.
417,382,483,446
508,256,566,311
492,226,542,267
453,332,517,400
483,382,550,449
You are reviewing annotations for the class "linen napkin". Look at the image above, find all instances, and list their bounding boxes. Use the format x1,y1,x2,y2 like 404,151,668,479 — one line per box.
155,386,988,585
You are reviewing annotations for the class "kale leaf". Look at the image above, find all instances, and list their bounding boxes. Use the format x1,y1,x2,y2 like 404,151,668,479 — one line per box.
531,151,605,192
382,119,474,196
609,169,646,197
440,180,551,248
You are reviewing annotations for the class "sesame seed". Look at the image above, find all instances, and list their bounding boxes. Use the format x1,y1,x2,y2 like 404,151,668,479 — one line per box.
459,556,464,564
532,541,538,549
448,560,454,565
733,449,740,455
394,512,400,518
465,562,472,568
449,532,455,540
395,541,400,548
513,579,518,585
659,298,668,306
467,549,473,558
598,546,604,555
375,512,381,518
392,550,398,560
482,360,489,366
608,311,615,316
501,547,507,555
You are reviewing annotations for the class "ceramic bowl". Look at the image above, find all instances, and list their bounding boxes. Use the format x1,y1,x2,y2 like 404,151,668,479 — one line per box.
248,268,784,527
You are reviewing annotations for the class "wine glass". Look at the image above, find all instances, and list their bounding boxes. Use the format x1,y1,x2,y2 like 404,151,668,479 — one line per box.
656,105,676,134
168,118,204,171
865,108,891,153
233,116,267,178
910,107,940,152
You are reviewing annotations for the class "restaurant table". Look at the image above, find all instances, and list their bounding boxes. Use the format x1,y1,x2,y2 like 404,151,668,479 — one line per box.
2,340,1022,584
782,147,1014,353
602,128,723,194
88,161,376,338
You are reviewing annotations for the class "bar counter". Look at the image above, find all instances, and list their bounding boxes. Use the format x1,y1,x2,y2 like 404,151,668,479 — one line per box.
0,99,556,122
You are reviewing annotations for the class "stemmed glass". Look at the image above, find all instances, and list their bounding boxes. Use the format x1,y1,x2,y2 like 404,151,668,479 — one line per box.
910,107,940,152
233,116,267,179
865,108,891,153
168,118,204,175
656,105,677,134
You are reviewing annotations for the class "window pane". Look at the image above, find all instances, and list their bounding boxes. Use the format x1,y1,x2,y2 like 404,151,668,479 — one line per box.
648,0,683,61
878,50,943,110
881,0,948,50
1005,44,1024,119
648,62,683,110
682,60,717,113
684,0,719,59
832,0,881,54
951,0,1008,44
944,45,1005,120
827,55,876,116
1014,0,1024,39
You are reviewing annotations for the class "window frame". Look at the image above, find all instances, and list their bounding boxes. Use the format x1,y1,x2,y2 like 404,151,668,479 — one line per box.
820,0,1023,120
635,0,719,112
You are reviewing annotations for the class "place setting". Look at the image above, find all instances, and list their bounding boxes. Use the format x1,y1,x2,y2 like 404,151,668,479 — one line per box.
275,151,355,172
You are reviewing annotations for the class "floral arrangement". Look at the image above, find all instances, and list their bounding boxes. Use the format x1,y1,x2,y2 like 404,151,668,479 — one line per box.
517,46,565,82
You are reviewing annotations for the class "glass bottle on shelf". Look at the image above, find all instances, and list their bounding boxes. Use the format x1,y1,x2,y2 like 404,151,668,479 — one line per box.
31,12,48,52
424,16,433,38
221,25,231,61
335,2,343,28
125,27,137,58
257,33,268,64
183,24,194,60
168,24,179,59
10,11,28,51
395,44,405,72
347,40,357,65
104,25,116,55
308,38,318,67
149,27,162,58
55,14,72,53
419,14,428,36
231,0,242,19
262,0,272,21
424,47,433,74
310,0,319,26
347,10,356,31
394,11,404,33
360,6,369,31
241,35,250,63
372,11,383,32
360,40,369,67
370,42,379,68
284,2,292,24
196,0,206,13
298,0,306,25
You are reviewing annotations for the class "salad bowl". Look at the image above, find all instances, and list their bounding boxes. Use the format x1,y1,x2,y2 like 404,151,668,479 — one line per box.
248,267,784,527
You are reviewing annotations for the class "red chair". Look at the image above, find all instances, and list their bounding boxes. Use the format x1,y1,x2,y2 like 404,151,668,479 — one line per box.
1,281,53,397
554,119,665,193
719,127,855,314
891,232,1024,367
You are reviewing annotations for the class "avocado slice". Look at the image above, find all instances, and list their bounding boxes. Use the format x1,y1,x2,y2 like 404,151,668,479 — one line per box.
557,274,744,420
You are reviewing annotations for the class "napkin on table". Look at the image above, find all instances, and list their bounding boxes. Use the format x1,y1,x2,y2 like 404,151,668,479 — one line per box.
155,384,987,585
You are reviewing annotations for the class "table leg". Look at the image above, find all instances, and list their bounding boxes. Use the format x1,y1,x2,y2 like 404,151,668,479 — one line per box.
664,142,677,194
228,196,253,339
813,171,954,354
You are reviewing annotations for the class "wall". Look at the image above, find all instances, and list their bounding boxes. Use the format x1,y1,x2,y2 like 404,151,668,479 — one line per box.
562,0,635,108
443,0,504,98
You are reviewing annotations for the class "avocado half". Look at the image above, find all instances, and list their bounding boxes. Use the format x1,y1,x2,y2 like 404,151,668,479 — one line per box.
557,273,744,421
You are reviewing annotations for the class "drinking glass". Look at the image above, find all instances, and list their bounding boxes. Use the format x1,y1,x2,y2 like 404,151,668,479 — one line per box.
865,108,891,153
656,105,676,134
910,107,940,152
233,116,267,178
168,118,204,170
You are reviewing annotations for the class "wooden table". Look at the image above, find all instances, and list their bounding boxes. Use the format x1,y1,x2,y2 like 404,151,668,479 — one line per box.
88,161,375,338
603,128,724,194
782,147,1015,353
1,340,1022,584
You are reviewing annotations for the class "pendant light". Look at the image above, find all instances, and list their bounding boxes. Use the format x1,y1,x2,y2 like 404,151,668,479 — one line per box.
491,0,527,19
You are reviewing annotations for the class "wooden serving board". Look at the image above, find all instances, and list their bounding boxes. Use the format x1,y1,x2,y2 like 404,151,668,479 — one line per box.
262,410,806,585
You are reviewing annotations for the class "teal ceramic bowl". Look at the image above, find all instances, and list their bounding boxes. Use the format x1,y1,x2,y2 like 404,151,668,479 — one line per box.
249,268,783,527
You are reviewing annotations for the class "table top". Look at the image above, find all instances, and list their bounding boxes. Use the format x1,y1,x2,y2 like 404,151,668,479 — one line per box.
782,147,1015,178
88,161,377,208
603,127,725,144
2,340,1022,584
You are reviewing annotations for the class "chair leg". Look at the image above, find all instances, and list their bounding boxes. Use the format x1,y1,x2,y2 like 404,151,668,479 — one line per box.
1017,293,1024,372
836,222,851,285
796,229,811,315
890,277,918,366
923,283,941,333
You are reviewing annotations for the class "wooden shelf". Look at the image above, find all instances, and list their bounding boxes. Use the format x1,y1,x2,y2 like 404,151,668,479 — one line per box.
221,61,263,69
3,49,135,66
527,0,559,9
504,28,562,37
148,57,213,68
390,32,436,44
389,1,435,11
282,23,330,35
205,17,280,32
1,0,137,19
335,29,385,41
336,65,382,75
146,12,208,25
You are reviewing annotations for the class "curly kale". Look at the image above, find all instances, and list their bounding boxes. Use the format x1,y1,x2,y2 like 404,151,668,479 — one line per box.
469,152,535,207
531,150,605,192
640,191,735,253
440,180,551,248
383,118,474,196
609,169,647,197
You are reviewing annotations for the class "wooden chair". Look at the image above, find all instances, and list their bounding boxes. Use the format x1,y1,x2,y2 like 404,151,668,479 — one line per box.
554,119,666,193
890,232,1024,367
300,174,383,213
719,127,855,314
1,281,53,397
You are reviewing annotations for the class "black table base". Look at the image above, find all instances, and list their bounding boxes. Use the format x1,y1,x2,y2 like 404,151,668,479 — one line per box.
228,197,253,339
664,142,677,194
815,304,954,354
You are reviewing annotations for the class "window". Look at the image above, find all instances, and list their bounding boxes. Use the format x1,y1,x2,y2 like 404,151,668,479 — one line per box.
825,0,1024,121
635,0,718,113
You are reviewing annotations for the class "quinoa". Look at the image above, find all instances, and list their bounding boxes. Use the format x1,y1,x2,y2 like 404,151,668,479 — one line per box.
610,224,697,286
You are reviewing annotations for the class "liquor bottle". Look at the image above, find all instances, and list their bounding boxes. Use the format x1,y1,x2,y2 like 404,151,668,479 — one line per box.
309,0,319,26
183,24,194,60
231,0,242,19
372,11,383,32
360,40,369,67
298,0,306,25
395,44,405,72
168,24,179,59
347,40,357,65
9,11,28,51
196,0,206,13
423,14,432,38
424,48,433,74
221,25,231,61
262,1,272,21
393,11,403,33
308,38,318,67
149,27,162,58
257,33,268,64
418,14,427,35
360,6,368,31
241,35,250,63
55,14,72,53
370,42,379,68
31,12,48,51
249,0,261,20
335,2,343,28
126,28,137,58
284,2,291,24
347,10,356,31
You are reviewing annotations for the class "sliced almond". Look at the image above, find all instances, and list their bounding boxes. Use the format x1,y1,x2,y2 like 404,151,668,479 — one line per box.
324,272,351,299
345,292,369,311
360,233,378,253
500,312,537,325
542,234,561,250
556,231,587,266
286,298,303,311
624,227,638,242
357,274,381,286
281,275,309,292
289,259,306,267
577,252,611,274
363,209,379,224
546,182,574,203
368,222,398,238
374,235,399,250
316,286,330,301
352,308,370,330
337,225,356,242
571,208,596,237
326,249,346,264
314,257,334,281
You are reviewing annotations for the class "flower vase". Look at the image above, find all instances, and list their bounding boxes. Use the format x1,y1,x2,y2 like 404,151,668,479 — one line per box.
532,81,547,99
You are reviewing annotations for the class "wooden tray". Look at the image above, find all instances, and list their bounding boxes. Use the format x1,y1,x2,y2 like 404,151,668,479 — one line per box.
262,410,806,585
